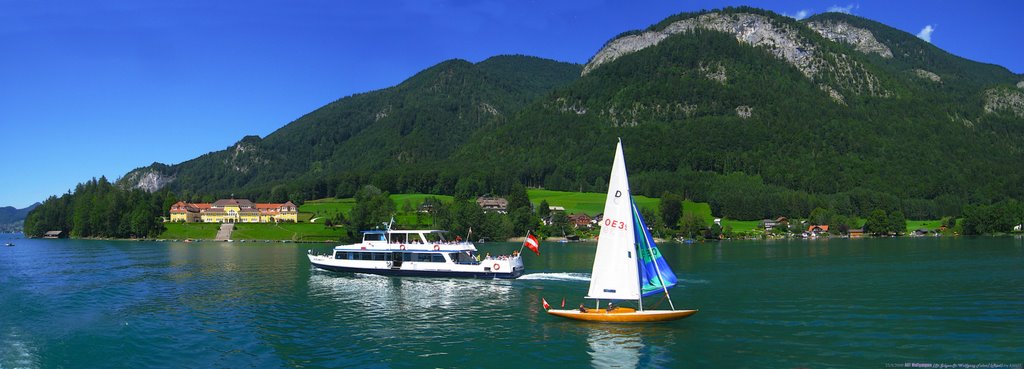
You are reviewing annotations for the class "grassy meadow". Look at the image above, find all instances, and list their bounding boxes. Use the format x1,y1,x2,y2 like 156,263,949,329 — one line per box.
159,190,941,240
527,189,762,233
161,223,220,239
232,223,346,242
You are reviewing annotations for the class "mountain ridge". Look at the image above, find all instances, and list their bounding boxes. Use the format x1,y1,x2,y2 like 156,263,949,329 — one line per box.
0,203,40,232
115,8,1024,220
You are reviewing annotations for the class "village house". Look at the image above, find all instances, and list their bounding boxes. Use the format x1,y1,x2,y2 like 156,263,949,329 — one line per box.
567,213,593,229
169,199,298,223
475,196,509,214
807,225,829,235
760,217,789,232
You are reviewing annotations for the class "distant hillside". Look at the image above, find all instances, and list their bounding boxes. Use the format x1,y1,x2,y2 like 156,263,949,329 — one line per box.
117,8,1024,220
0,203,39,232
119,55,583,199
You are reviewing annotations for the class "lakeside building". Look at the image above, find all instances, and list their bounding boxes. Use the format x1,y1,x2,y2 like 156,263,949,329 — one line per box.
476,196,509,214
169,199,298,223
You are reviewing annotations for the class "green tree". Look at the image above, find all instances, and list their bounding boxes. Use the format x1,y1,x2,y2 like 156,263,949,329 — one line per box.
706,223,723,239
808,207,832,226
679,212,706,239
506,183,531,213
270,185,289,203
888,210,907,235
347,185,396,231
538,200,551,219
659,192,683,229
864,209,889,236
940,216,956,230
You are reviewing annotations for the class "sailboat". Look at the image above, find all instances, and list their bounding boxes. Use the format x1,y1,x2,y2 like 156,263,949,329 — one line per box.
545,140,698,323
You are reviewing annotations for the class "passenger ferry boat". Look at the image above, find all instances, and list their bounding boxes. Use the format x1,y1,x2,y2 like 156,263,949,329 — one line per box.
307,229,525,279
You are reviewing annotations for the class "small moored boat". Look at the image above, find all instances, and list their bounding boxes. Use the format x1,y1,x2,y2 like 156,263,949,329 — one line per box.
308,229,524,279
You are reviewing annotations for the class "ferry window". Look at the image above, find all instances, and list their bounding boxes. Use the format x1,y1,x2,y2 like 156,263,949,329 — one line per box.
431,253,446,263
417,253,432,262
361,252,372,260
423,232,446,243
373,253,386,261
403,252,414,261
451,252,475,264
364,233,384,242
335,252,348,260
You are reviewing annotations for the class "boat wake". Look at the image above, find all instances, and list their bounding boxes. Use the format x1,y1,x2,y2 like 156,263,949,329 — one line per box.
519,272,591,282
682,279,710,284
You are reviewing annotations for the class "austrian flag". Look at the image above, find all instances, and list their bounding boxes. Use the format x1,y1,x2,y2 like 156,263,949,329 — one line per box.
524,233,540,255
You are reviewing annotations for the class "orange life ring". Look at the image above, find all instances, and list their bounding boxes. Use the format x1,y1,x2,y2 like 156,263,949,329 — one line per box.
400,244,406,250
493,263,500,271
433,244,440,251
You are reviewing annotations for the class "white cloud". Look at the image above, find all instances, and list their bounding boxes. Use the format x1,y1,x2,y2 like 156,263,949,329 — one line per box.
916,25,935,43
786,9,811,20
827,4,858,14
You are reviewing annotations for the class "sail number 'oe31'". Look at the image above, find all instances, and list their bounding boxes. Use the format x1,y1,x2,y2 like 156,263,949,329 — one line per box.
604,218,628,231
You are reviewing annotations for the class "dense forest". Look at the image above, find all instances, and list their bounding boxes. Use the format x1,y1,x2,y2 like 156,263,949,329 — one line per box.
23,177,174,238
41,8,1005,236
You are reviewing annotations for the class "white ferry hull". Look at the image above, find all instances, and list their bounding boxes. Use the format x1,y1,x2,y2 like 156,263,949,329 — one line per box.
308,254,524,279
308,256,524,279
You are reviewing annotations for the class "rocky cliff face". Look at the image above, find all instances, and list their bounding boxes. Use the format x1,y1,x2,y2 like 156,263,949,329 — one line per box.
806,20,893,58
914,69,942,83
984,88,1024,118
583,12,891,103
584,13,822,78
226,138,268,174
120,168,175,193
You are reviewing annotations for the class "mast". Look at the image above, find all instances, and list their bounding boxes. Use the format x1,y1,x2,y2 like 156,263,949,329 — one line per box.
642,214,676,311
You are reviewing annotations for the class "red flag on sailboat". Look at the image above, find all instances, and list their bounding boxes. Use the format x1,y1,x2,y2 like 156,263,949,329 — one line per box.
524,233,540,255
542,297,551,310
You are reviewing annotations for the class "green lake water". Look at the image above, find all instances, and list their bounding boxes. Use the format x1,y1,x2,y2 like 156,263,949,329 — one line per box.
1,234,1021,368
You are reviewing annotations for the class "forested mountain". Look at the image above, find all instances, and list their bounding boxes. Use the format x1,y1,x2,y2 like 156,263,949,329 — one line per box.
0,203,38,232
117,8,1024,220
119,55,582,201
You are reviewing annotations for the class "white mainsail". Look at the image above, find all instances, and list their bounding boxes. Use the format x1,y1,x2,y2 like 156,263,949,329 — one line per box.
586,140,641,301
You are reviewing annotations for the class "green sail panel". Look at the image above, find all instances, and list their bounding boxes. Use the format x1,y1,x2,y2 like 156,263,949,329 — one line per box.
631,197,678,297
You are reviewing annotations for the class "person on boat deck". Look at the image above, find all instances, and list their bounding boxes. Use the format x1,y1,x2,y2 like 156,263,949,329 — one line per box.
578,303,588,313
485,253,491,260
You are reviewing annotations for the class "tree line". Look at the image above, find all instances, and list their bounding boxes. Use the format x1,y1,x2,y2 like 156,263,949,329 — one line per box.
24,177,173,238
22,176,1024,240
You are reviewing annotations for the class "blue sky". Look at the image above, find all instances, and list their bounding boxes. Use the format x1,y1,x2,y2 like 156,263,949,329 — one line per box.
1,0,1021,209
